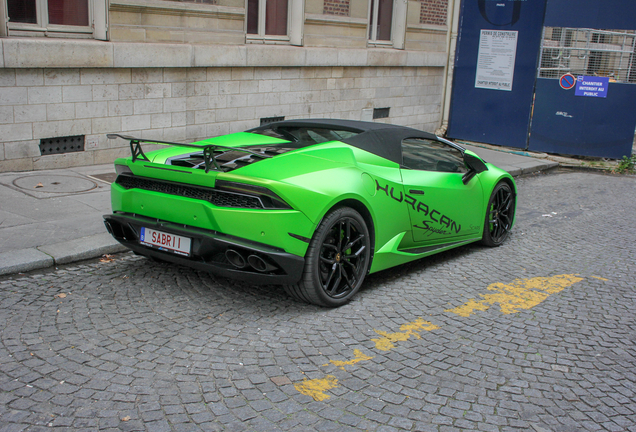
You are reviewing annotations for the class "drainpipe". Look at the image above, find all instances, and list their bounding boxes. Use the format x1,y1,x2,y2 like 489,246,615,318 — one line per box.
437,0,461,136
0,0,8,37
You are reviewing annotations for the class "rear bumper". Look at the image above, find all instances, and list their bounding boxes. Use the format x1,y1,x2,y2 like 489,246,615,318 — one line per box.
103,213,305,285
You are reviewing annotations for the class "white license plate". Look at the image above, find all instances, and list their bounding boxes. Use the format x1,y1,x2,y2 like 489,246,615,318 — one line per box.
140,227,191,256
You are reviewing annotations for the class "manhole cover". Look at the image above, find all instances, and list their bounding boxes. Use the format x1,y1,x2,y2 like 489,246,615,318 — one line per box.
13,175,98,194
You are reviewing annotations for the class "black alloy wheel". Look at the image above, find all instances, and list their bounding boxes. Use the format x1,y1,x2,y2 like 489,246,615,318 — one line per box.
284,207,371,307
481,182,515,247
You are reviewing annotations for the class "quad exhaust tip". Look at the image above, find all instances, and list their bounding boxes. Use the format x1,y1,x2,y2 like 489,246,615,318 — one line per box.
248,255,278,272
226,249,278,273
103,220,113,235
225,249,247,269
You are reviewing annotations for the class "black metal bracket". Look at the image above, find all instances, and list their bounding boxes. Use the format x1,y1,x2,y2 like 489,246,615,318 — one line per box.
203,146,220,173
130,140,149,162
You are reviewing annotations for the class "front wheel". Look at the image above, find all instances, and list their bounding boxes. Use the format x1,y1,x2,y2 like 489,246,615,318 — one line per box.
481,182,515,247
284,207,371,307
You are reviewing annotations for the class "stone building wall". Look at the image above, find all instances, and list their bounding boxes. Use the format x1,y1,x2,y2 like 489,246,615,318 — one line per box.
0,0,451,173
0,61,443,172
108,1,245,45
108,0,449,50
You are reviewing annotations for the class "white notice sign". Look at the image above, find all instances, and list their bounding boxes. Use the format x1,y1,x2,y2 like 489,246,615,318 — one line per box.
475,30,518,91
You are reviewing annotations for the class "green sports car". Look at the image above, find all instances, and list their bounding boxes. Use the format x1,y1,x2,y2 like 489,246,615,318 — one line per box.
104,119,516,307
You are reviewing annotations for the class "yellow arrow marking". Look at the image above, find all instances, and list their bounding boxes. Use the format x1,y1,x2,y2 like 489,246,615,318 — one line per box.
372,318,440,351
445,274,585,317
294,376,338,401
324,349,374,370
590,275,608,281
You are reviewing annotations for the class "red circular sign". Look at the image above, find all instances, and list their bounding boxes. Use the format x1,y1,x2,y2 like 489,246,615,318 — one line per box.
559,73,576,90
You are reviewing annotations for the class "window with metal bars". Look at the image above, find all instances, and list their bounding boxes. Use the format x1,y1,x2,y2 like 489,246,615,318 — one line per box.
260,116,285,126
39,136,85,155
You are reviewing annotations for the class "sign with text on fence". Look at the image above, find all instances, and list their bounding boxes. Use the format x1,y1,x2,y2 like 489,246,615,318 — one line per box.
575,76,609,98
475,30,519,91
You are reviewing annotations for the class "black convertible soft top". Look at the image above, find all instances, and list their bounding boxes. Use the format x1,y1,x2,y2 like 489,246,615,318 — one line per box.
247,119,443,165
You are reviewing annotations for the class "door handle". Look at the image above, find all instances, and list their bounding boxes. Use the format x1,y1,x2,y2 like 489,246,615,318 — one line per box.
409,190,425,195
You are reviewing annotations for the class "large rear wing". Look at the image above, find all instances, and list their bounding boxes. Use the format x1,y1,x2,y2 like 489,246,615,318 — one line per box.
107,134,272,173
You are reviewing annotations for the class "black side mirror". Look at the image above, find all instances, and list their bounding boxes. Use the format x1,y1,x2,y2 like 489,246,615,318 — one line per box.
462,153,488,184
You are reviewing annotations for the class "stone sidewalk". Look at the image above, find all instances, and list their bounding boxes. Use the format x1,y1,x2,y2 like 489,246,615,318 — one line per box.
0,145,558,276
0,164,127,275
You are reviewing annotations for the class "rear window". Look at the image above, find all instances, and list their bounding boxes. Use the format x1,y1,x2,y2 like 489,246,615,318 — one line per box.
254,127,359,144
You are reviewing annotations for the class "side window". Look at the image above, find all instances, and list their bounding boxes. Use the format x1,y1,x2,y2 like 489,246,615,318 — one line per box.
247,0,288,36
4,0,107,39
401,138,468,173
246,0,303,45
368,0,393,42
367,0,407,49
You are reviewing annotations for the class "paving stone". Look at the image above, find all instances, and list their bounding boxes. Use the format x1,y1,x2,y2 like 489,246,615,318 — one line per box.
0,172,635,431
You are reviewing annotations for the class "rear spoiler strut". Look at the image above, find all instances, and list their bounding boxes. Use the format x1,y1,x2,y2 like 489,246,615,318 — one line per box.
107,134,272,173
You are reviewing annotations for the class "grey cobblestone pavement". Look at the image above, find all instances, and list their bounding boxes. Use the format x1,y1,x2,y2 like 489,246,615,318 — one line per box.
1,170,635,431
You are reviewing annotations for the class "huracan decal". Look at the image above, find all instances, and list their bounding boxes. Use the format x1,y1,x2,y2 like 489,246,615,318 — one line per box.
375,180,404,202
375,180,461,234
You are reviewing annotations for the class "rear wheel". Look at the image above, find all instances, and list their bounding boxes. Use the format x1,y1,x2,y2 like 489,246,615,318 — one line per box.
285,207,371,307
481,182,515,247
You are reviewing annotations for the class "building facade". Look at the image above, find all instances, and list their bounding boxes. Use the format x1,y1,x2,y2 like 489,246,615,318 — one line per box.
0,0,450,172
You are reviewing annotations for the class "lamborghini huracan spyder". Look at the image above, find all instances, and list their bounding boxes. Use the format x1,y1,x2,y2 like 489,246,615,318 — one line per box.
104,119,516,307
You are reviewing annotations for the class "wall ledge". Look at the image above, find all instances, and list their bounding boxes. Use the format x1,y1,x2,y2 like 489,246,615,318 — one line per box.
407,23,448,33
304,13,367,28
1,37,446,68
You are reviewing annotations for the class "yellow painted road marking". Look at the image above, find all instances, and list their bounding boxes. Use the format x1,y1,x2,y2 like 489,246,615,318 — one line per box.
372,318,440,351
445,274,585,317
325,349,374,370
590,275,608,281
295,274,592,401
294,376,338,401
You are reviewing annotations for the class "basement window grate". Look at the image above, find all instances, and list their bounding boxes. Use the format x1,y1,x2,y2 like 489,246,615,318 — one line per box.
373,107,390,119
40,136,85,155
260,116,285,126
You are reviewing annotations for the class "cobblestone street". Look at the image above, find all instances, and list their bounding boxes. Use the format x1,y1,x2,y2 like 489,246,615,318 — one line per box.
1,170,635,432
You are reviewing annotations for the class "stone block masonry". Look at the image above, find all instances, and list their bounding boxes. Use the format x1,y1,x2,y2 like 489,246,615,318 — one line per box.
0,66,444,173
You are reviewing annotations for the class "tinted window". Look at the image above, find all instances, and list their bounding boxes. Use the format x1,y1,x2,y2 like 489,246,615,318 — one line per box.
254,127,359,144
401,138,467,173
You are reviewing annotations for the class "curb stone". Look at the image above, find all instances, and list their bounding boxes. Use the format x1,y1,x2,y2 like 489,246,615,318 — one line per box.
0,233,127,276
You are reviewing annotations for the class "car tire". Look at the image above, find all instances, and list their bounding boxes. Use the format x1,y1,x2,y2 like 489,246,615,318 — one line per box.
285,207,371,307
481,181,515,247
